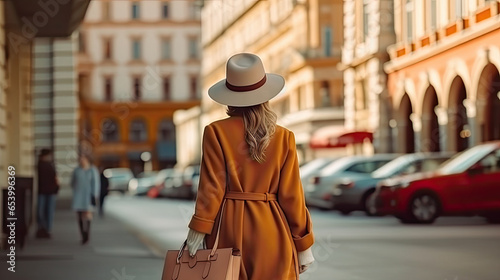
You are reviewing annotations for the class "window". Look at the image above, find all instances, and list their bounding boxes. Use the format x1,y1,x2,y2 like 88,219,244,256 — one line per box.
132,2,140,19
190,76,198,99
133,77,141,101
163,77,171,100
103,1,111,20
102,119,119,142
158,119,175,141
132,39,141,60
405,0,414,42
129,119,147,142
322,26,332,57
161,38,171,60
104,38,112,60
104,77,113,101
320,81,331,107
188,37,198,59
162,2,169,19
362,0,370,40
78,32,86,53
430,0,437,30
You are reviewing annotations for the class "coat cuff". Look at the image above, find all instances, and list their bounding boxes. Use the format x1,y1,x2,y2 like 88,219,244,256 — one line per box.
188,215,214,234
293,231,314,252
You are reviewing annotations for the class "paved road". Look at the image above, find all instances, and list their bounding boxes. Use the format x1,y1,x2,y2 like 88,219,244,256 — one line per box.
106,195,500,280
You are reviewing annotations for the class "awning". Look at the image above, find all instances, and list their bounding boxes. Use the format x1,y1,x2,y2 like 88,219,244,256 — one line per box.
309,126,373,149
7,0,90,37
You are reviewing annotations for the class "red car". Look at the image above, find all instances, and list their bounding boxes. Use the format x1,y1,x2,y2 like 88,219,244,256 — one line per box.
372,141,500,224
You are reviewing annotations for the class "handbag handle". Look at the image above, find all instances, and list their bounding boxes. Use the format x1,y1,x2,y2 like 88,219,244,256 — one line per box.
177,198,228,262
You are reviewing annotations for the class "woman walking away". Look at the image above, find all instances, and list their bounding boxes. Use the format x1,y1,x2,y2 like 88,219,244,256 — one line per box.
186,53,315,280
71,153,100,245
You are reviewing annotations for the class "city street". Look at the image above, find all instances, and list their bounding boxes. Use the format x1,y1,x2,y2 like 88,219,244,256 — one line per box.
106,194,500,280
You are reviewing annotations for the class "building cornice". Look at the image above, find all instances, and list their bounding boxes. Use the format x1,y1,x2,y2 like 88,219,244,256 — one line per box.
81,20,200,28
385,17,500,73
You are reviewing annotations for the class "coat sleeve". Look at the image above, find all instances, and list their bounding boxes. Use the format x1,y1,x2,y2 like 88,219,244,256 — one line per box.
188,125,226,234
278,131,314,252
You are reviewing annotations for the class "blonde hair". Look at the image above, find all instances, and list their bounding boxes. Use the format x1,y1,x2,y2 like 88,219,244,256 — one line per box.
227,102,277,163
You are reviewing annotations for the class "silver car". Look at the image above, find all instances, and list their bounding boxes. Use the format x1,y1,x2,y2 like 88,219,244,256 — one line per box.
305,154,399,210
103,168,134,193
299,158,339,189
128,171,159,195
330,153,453,216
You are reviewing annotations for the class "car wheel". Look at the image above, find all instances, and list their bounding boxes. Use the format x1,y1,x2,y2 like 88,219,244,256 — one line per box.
339,209,352,216
408,192,440,224
363,190,378,217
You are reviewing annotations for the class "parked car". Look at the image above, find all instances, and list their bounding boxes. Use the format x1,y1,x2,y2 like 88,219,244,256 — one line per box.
305,154,399,210
330,153,453,216
103,168,134,193
128,171,159,195
299,158,339,189
182,165,201,198
146,168,176,198
372,141,500,224
159,168,193,199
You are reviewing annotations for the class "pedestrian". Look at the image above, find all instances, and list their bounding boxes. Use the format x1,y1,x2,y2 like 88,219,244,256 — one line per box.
99,167,109,218
70,153,100,245
36,148,59,239
186,53,315,279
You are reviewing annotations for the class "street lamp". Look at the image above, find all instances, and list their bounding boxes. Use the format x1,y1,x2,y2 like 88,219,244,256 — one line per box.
141,152,152,172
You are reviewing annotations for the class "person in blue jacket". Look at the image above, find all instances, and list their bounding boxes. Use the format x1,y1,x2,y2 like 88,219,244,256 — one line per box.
70,153,100,245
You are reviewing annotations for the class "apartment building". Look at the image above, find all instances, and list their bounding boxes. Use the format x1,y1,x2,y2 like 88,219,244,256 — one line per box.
385,0,500,152
78,0,202,174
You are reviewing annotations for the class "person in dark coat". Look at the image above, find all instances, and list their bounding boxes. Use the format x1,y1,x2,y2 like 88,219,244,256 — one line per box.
99,167,109,217
36,148,59,239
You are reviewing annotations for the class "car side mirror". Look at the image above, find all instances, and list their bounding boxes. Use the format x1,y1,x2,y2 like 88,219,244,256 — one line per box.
467,163,483,176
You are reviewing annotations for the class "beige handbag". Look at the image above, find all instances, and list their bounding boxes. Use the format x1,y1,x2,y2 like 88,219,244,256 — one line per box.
162,200,241,280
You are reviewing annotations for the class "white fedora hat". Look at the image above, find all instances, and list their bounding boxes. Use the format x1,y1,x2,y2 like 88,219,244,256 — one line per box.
208,53,285,107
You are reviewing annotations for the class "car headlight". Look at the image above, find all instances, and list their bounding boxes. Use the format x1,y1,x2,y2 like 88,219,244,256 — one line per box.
128,179,138,191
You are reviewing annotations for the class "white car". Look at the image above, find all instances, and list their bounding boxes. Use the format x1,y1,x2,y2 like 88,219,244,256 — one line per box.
103,168,134,193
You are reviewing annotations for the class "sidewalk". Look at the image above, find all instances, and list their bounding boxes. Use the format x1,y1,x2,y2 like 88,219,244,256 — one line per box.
0,190,164,280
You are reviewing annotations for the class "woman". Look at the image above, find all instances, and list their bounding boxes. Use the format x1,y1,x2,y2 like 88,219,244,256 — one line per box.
186,53,315,279
71,153,100,244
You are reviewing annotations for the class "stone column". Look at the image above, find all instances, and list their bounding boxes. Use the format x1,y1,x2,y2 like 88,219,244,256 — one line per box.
434,106,449,152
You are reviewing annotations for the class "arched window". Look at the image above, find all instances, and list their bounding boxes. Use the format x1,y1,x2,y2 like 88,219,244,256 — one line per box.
158,119,175,141
101,118,120,142
129,119,148,142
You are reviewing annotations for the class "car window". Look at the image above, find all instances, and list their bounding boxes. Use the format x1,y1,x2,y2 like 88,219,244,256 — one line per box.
420,158,448,172
345,160,389,173
478,149,500,174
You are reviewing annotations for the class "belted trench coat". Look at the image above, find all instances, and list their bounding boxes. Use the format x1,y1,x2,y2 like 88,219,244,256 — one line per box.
189,116,314,280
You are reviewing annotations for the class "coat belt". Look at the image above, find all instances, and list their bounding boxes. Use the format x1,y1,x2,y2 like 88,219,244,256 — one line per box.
225,191,277,202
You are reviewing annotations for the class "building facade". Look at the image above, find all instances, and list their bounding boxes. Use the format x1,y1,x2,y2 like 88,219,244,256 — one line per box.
175,0,346,165
1,0,89,248
78,0,201,174
340,0,396,154
385,0,500,153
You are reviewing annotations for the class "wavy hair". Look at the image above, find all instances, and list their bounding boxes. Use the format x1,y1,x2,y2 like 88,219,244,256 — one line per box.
226,102,277,163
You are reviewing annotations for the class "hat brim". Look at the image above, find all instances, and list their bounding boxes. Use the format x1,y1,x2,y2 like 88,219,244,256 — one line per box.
208,73,285,107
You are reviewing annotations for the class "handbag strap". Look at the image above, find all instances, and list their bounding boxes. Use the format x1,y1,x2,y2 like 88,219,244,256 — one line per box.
209,198,227,259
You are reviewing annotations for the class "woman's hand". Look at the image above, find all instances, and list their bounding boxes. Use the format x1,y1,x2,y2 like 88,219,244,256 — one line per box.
186,229,205,257
298,247,315,274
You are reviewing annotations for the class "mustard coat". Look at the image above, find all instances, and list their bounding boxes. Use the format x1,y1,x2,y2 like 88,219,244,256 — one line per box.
189,116,314,280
